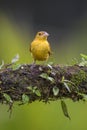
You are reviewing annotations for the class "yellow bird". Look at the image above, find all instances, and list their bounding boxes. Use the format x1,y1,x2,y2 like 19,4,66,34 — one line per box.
30,31,52,63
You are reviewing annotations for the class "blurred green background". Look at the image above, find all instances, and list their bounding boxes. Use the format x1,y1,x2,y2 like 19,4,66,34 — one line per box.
0,0,87,130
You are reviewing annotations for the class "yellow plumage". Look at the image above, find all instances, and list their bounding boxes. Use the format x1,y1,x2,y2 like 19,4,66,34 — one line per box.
30,31,52,63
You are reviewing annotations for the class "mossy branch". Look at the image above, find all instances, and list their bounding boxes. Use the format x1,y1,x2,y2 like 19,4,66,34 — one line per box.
0,64,87,105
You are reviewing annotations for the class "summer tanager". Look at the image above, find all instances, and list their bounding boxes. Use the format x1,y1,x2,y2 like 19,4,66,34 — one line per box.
30,31,52,63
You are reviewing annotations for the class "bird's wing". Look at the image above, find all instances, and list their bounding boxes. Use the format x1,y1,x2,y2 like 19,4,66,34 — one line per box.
48,44,52,56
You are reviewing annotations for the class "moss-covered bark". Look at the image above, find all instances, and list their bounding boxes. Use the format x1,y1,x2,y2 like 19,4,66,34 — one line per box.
0,64,87,104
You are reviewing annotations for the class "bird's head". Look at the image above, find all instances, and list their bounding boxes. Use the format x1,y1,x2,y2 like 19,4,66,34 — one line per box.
35,31,49,40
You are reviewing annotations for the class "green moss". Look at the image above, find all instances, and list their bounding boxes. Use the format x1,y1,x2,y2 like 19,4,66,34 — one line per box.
71,70,87,86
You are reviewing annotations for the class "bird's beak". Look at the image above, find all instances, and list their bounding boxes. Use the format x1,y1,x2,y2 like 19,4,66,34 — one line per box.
44,32,49,37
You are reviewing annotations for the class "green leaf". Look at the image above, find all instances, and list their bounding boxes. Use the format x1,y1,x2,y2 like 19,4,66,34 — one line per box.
27,86,33,91
61,76,65,82
61,76,71,92
61,100,71,120
33,87,41,96
61,76,77,92
22,94,29,104
79,59,87,66
11,54,19,63
52,86,59,96
77,92,87,101
47,77,54,83
32,86,37,93
47,64,53,69
80,54,87,60
48,62,54,65
3,93,13,103
12,64,21,70
40,73,48,79
71,58,78,65
79,54,87,66
0,60,4,69
63,82,71,93
40,73,54,83
33,86,38,90
27,86,41,96
34,89,41,97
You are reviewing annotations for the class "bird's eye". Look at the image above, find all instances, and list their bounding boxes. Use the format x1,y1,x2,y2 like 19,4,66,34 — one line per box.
38,32,42,36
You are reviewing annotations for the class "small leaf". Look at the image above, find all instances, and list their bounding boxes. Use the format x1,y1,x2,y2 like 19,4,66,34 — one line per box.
40,73,54,83
71,58,78,65
79,60,87,66
63,82,71,93
53,86,59,96
33,86,37,90
83,95,87,101
47,77,54,83
47,64,53,69
77,92,87,101
39,67,43,71
34,90,41,97
79,54,87,66
3,93,13,103
61,76,77,91
48,62,54,65
80,54,87,60
27,86,33,91
22,94,29,104
11,54,19,63
12,64,21,70
61,100,71,120
32,86,37,93
40,73,48,79
61,76,65,82
61,76,71,92
0,60,4,69
27,86,41,96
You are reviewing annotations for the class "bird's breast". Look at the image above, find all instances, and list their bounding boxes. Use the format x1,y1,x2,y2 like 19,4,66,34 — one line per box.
31,41,50,60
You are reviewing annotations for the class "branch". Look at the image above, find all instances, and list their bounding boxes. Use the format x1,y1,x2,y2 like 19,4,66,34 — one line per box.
0,64,87,105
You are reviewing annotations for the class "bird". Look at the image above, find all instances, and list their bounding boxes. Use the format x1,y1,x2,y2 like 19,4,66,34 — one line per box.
30,31,52,64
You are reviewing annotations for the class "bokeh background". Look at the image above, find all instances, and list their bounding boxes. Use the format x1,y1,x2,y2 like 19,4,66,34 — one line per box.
0,0,87,130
